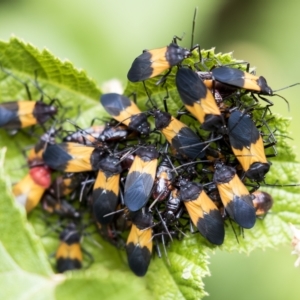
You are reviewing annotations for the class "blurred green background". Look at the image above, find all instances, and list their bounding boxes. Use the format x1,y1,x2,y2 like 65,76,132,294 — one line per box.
0,0,299,299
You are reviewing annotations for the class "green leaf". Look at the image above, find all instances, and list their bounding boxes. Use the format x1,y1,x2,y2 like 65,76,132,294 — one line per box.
146,236,211,299
55,266,152,300
1,38,300,300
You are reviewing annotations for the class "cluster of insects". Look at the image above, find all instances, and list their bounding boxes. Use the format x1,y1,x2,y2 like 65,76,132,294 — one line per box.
1,11,298,277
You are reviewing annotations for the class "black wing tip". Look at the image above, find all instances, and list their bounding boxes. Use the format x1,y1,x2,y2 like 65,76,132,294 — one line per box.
126,243,151,277
197,212,225,245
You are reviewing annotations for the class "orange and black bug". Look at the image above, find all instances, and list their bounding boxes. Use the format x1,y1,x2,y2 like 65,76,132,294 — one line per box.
56,223,82,273
228,110,270,181
153,109,206,160
0,100,57,131
13,165,52,213
124,145,159,212
93,155,122,224
100,93,150,135
213,162,256,229
251,190,273,216
126,208,153,276
176,67,224,132
198,66,299,110
199,66,272,95
0,66,58,132
42,142,103,172
127,43,192,83
127,8,200,83
179,178,225,245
